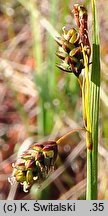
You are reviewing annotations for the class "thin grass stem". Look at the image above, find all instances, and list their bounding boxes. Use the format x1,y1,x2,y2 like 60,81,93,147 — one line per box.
56,128,85,145
81,43,93,200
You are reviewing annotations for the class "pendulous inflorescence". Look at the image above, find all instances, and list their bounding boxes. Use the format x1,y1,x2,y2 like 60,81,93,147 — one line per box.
8,141,58,192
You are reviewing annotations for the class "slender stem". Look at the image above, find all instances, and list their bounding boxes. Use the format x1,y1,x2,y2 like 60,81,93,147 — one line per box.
81,44,92,148
86,149,92,199
56,128,85,145
81,43,93,200
78,77,87,129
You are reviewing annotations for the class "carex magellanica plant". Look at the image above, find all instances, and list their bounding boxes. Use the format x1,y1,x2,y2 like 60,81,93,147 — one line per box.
56,3,100,200
9,2,100,200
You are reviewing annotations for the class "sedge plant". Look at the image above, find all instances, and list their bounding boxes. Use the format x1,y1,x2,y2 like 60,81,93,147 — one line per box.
9,2,100,200
55,2,100,200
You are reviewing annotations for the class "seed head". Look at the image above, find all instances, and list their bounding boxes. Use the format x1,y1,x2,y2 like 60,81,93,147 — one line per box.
56,5,91,77
8,140,58,192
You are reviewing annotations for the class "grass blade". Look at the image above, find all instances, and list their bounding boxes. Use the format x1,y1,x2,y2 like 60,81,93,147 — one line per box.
90,0,100,199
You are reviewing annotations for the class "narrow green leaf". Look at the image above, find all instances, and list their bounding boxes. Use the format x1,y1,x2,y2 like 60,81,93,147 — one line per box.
90,0,100,199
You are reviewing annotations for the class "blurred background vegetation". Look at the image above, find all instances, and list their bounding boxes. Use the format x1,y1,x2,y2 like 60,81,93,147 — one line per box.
0,0,108,200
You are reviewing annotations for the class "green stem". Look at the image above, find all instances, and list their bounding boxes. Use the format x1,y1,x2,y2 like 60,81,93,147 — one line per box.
86,149,92,199
81,0,100,200
81,44,93,200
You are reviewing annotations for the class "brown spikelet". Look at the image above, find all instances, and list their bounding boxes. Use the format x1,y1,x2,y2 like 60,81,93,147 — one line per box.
8,141,58,192
73,4,91,58
56,5,91,77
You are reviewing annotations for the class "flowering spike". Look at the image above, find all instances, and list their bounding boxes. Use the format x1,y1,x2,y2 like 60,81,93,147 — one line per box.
56,5,91,77
9,140,58,192
73,4,91,58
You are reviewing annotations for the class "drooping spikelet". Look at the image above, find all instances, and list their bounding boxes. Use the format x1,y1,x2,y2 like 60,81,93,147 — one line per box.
8,141,58,192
